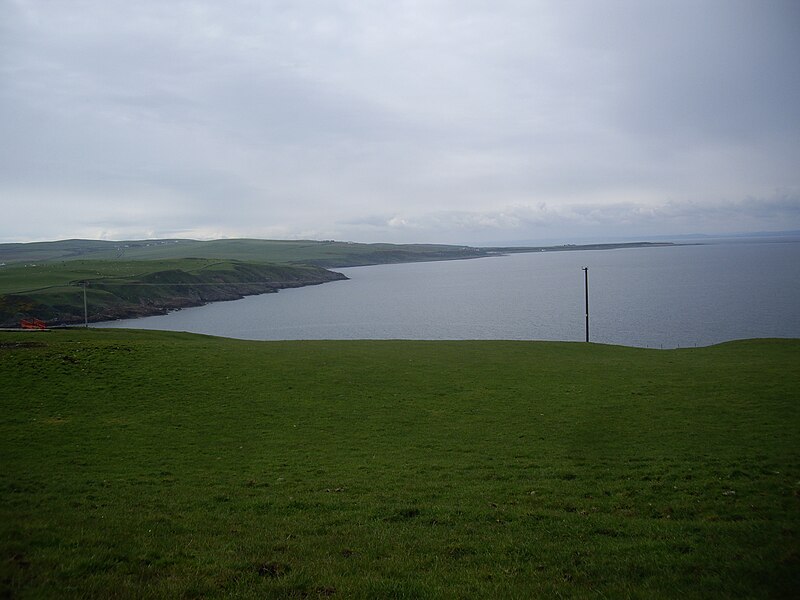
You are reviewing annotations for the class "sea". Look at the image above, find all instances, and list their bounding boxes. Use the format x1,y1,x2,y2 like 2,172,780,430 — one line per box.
94,238,800,348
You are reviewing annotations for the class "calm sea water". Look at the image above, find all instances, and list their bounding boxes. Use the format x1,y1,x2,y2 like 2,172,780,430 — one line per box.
95,240,800,348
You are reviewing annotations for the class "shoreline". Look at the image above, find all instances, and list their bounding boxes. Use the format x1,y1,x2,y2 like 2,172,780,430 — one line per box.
87,242,680,326
2,240,685,328
0,262,348,328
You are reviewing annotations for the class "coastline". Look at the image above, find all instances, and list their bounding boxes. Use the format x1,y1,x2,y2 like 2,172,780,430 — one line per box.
2,240,682,328
0,262,347,328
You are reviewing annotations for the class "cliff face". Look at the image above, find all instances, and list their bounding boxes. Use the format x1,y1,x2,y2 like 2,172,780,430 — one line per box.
0,262,347,327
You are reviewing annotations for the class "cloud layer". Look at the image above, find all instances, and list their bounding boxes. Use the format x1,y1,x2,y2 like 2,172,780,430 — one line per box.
1,0,799,243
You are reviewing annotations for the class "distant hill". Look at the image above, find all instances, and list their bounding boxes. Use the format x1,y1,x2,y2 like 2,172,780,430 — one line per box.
0,238,491,267
0,237,678,268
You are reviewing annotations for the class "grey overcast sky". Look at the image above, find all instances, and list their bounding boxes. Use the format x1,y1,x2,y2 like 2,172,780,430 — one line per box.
1,0,799,244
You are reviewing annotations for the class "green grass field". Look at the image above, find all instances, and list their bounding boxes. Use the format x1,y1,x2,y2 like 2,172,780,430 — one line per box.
2,330,798,598
0,259,225,296
0,239,489,267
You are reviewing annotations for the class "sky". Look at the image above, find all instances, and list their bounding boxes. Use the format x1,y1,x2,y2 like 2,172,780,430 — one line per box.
1,0,799,245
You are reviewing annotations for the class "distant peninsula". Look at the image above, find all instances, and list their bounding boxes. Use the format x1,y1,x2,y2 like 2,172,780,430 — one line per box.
0,238,677,327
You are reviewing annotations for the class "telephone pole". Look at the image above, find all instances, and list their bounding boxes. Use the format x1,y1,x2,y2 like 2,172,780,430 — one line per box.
582,267,589,342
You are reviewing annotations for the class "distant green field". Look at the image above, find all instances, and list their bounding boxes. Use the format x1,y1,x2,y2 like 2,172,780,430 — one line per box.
0,238,673,267
0,238,489,267
0,259,220,296
2,331,798,598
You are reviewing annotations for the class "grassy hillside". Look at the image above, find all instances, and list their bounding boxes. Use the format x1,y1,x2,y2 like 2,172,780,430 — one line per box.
0,239,490,267
2,331,798,598
0,259,346,327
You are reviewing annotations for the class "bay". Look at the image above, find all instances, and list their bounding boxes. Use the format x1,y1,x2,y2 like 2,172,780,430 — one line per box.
94,240,800,348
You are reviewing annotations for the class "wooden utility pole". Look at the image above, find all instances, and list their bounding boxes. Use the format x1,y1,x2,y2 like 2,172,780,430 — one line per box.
83,281,88,328
582,267,589,342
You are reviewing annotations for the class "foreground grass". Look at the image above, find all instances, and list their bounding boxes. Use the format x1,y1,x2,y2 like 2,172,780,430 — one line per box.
1,331,798,598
